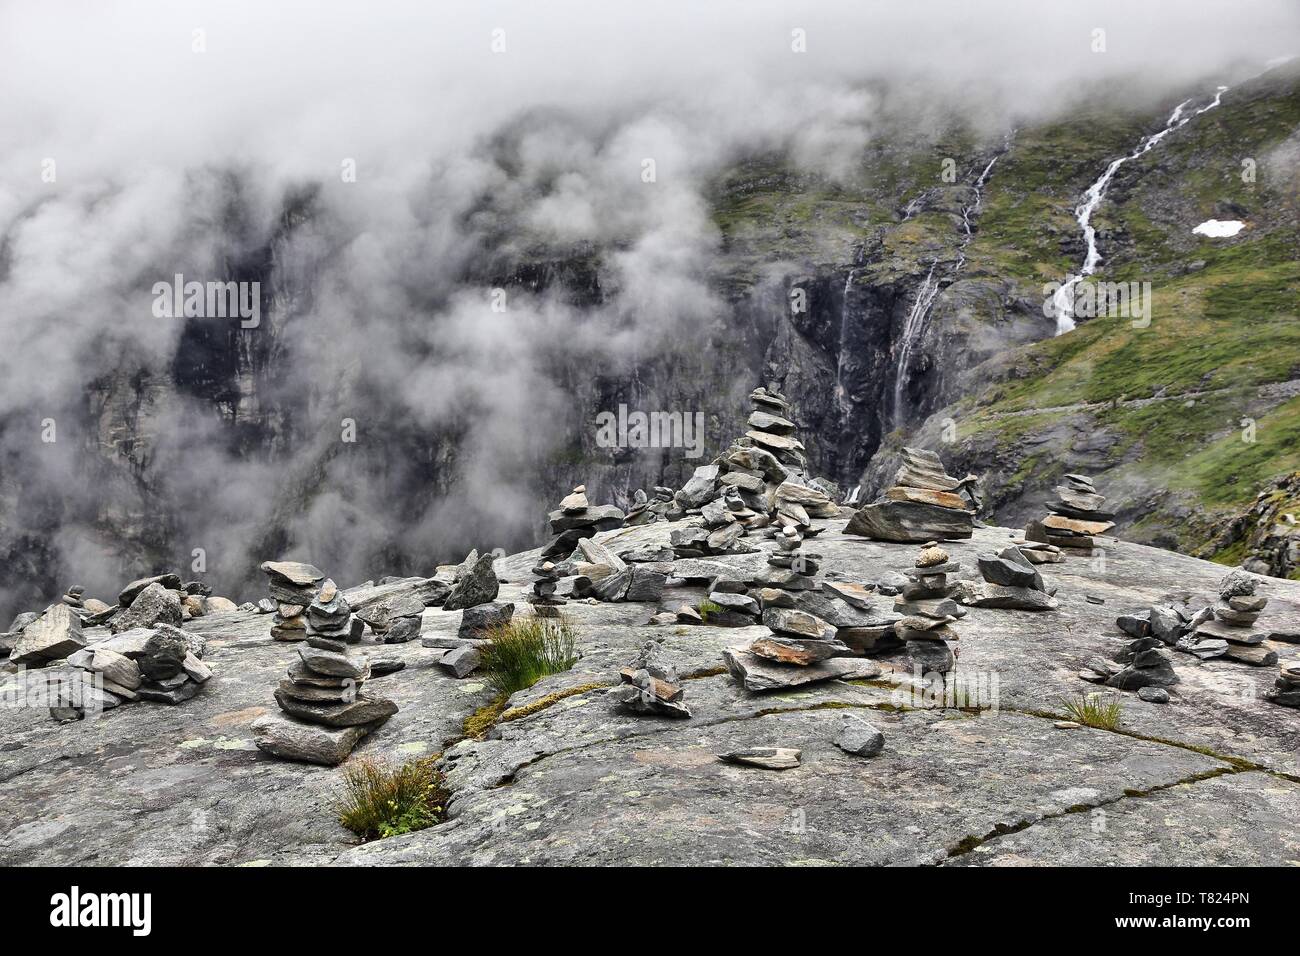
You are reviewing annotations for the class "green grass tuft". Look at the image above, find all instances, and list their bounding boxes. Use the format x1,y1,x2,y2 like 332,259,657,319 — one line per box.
1061,692,1124,730
479,614,579,698
337,757,449,842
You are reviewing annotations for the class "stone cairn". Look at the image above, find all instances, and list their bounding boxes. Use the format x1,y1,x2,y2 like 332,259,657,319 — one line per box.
968,546,1058,611
1186,570,1278,668
542,484,626,560
1080,609,1180,695
533,484,665,606
1101,571,1280,670
527,561,566,619
610,639,691,718
56,621,210,718
260,561,326,642
894,543,964,676
306,578,363,645
845,447,975,543
253,592,398,766
1026,473,1114,557
1266,662,1300,709
721,522,884,692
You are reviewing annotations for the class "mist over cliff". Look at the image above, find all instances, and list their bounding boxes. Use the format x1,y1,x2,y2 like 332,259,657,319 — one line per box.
1,0,1295,616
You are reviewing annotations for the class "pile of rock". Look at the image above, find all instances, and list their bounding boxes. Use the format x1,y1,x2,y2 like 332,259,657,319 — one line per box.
1108,573,1280,668
610,640,691,718
260,561,326,642
1186,571,1278,667
355,591,423,643
62,623,213,714
571,538,667,605
1081,632,1179,694
1265,662,1300,709
968,547,1059,611
542,485,626,560
527,561,567,618
845,447,974,543
894,544,964,675
623,489,659,526
1026,474,1114,557
253,638,397,766
722,526,884,691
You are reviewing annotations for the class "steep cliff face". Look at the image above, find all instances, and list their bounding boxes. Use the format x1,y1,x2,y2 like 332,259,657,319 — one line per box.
866,61,1300,562
4,64,1297,618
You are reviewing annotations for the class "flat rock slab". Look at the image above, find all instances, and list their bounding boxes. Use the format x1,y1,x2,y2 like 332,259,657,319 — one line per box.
947,770,1300,866
342,708,1227,866
0,633,489,866
5,516,1300,867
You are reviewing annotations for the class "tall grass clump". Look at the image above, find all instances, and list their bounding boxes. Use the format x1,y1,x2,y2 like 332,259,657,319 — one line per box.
479,614,579,697
1061,692,1124,730
336,757,449,842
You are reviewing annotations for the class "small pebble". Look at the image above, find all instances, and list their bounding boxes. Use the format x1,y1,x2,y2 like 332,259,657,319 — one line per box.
1137,686,1170,704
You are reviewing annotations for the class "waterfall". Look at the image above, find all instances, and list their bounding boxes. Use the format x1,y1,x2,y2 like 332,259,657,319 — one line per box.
890,135,1012,428
1053,86,1229,334
834,269,856,419
891,260,940,427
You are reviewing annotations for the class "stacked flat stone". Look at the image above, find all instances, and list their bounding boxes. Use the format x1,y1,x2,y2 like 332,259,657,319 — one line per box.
1265,662,1300,709
305,578,366,644
253,634,397,766
260,561,325,642
1188,571,1278,667
742,386,807,473
610,640,691,718
1008,538,1064,565
720,525,867,689
845,447,974,543
969,547,1059,611
894,544,964,675
669,492,758,558
1026,473,1115,557
668,385,838,551
542,484,626,560
61,585,85,615
527,561,567,618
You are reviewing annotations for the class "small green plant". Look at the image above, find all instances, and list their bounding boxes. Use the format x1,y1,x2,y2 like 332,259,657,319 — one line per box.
1061,692,1124,730
698,599,723,622
337,756,449,842
479,614,578,697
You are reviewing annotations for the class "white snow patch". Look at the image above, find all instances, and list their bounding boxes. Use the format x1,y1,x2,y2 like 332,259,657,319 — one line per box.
1193,219,1245,238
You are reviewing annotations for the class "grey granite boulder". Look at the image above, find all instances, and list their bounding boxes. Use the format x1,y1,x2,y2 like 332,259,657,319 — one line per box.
110,583,183,634
251,714,384,766
10,604,84,667
443,554,501,611
458,602,513,640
